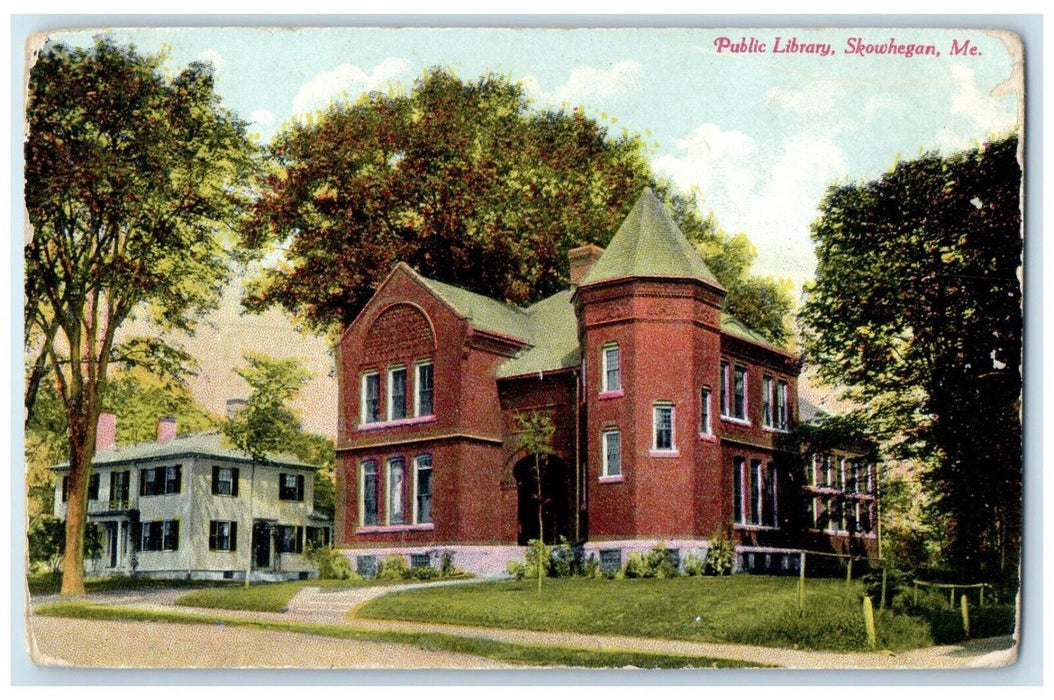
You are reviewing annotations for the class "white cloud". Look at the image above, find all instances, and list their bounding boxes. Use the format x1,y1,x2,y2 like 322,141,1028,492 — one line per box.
767,82,840,118
655,125,847,292
935,64,1017,153
521,60,643,107
292,58,412,116
250,109,276,127
950,63,1016,132
197,49,225,72
653,123,758,228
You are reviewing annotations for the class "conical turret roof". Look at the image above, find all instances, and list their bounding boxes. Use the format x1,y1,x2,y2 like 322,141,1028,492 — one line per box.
578,188,724,290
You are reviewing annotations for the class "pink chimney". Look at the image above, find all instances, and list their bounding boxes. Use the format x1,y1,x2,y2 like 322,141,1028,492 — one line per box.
157,415,177,444
95,412,117,453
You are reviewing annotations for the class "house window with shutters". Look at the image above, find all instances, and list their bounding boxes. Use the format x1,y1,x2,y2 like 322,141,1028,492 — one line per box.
109,470,130,508
212,466,240,497
276,525,304,554
141,520,180,552
209,520,238,552
279,472,305,502
140,465,181,496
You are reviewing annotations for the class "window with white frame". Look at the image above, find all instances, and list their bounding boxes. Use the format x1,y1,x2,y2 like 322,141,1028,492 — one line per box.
762,376,774,427
361,460,379,526
415,362,434,417
388,366,407,420
361,372,381,424
733,456,746,524
720,361,730,416
602,344,621,392
750,459,763,525
387,457,406,525
776,380,789,429
733,365,748,420
208,520,238,552
764,462,778,528
602,429,621,477
415,455,433,524
700,387,713,435
652,403,675,451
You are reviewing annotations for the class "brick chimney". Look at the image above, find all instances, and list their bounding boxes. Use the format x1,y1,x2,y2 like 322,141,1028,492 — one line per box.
569,244,604,287
157,415,177,444
95,412,117,454
226,398,247,418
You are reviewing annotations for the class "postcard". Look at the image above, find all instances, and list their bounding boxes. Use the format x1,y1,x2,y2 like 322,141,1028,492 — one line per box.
21,23,1025,673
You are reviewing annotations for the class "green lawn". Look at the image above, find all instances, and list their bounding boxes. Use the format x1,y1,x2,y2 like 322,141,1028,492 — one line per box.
34,601,761,669
356,575,937,652
174,577,392,612
27,572,230,596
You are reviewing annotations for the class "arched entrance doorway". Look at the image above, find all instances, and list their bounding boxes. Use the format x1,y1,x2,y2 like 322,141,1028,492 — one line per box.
513,454,573,545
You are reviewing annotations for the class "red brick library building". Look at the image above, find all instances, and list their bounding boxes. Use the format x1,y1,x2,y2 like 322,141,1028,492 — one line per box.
334,190,878,575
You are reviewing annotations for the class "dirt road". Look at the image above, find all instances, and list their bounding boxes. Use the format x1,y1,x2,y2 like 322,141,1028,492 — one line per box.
28,615,512,669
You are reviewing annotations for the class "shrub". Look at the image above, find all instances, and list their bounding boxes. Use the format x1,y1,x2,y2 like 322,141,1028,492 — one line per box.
647,544,678,578
551,537,576,578
506,560,527,580
305,543,359,580
376,554,410,581
704,525,734,576
407,564,440,581
440,552,457,578
582,553,601,579
623,552,649,579
524,539,552,580
682,551,705,577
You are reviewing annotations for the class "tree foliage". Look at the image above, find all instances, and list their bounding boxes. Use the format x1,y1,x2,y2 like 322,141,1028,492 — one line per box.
241,68,792,344
799,135,1022,584
24,37,258,594
221,353,335,512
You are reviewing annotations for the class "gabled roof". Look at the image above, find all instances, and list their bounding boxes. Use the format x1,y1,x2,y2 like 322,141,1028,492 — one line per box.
495,290,580,378
579,188,724,290
53,431,316,471
412,269,534,343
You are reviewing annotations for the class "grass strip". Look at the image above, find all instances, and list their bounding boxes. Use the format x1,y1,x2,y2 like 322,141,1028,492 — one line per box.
355,576,937,652
34,601,766,669
173,578,413,612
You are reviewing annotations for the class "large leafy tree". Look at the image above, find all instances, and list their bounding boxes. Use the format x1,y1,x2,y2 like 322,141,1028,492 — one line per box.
241,68,793,344
222,353,335,512
24,37,258,594
800,135,1022,585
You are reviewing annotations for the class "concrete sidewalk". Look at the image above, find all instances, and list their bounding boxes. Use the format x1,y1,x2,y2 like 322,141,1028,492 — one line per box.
30,582,1018,670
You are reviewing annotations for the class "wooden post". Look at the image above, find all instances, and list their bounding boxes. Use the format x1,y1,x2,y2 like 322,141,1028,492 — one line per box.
950,586,955,609
960,594,970,639
979,585,985,608
863,595,876,649
846,557,853,586
798,551,806,614
913,580,918,607
880,567,888,612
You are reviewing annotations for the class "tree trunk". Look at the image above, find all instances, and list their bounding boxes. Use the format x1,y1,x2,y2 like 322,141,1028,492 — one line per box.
60,413,95,595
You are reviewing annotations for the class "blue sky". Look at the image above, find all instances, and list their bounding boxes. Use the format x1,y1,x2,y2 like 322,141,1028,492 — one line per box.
39,26,1021,433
